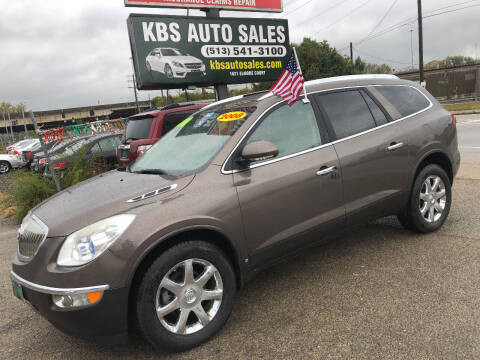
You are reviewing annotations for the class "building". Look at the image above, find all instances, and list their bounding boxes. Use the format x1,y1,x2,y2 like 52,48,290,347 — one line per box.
396,63,480,101
0,101,151,134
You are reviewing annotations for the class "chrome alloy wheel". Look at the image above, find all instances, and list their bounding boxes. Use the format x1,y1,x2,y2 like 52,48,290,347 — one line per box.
419,175,447,223
0,162,10,174
155,259,223,335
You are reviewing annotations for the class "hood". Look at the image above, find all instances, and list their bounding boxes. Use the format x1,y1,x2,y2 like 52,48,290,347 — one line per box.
32,170,194,236
173,56,202,64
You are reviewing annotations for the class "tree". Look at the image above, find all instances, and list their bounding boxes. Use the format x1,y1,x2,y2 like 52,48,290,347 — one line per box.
294,38,365,81
364,63,392,74
445,56,475,67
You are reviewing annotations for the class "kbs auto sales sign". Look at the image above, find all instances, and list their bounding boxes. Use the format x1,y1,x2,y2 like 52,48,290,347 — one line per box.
127,14,289,90
125,0,283,13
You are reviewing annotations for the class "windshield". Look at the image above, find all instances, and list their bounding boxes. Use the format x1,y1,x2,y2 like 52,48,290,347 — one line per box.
161,48,182,56
130,98,259,175
125,118,153,140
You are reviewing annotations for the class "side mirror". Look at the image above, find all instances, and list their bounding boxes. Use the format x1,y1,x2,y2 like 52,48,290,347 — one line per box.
239,140,279,163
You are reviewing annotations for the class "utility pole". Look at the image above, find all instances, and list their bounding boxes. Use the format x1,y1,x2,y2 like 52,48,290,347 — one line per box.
417,0,425,84
410,29,414,70
350,42,353,61
205,9,228,100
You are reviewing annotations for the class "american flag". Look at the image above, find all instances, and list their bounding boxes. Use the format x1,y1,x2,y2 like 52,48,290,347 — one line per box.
269,51,305,106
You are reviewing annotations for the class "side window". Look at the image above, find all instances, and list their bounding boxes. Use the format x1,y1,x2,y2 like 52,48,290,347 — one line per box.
316,90,376,140
98,137,118,152
246,101,323,161
361,90,388,126
374,85,430,118
162,110,196,135
90,143,103,154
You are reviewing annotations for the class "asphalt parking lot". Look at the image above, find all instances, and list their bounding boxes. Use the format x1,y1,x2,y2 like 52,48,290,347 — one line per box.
1,118,479,359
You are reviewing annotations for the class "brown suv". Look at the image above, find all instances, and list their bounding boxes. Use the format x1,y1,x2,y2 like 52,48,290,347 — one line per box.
117,102,209,167
11,75,460,352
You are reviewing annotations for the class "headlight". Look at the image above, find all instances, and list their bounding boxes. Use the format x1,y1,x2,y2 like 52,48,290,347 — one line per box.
57,214,135,267
172,61,184,68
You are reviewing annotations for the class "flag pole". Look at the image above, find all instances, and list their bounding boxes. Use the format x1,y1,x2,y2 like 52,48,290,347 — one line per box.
292,47,309,103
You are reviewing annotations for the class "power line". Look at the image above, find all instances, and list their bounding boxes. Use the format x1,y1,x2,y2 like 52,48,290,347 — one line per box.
361,0,399,43
312,0,375,36
423,3,480,19
287,0,353,27
356,0,480,45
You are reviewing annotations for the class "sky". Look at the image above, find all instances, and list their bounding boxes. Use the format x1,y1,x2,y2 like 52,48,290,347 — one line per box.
0,0,479,111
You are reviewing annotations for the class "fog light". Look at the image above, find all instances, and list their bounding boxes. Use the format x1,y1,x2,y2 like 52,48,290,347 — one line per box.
52,291,103,308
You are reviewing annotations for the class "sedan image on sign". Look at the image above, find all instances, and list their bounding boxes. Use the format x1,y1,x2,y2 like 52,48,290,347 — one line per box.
10,75,460,352
146,48,206,79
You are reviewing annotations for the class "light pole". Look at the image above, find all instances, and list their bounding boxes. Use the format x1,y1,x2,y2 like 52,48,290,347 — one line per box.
410,29,414,70
21,103,29,138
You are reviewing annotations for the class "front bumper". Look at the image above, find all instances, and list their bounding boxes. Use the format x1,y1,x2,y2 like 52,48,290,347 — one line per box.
10,271,129,344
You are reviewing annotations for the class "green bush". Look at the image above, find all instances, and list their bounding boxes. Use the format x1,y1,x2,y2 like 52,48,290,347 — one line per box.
2,145,112,222
2,171,57,222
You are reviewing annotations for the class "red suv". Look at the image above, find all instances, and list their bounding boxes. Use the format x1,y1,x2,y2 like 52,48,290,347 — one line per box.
117,102,209,167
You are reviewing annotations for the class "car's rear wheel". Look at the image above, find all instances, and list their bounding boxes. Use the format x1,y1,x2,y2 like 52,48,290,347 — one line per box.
398,164,451,233
165,64,174,79
135,241,236,352
0,161,11,174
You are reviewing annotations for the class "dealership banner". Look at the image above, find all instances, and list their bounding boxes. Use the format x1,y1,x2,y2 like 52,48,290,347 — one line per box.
127,14,290,89
125,0,283,13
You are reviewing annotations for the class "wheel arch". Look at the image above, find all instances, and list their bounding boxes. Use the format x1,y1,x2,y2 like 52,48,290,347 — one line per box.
412,150,453,187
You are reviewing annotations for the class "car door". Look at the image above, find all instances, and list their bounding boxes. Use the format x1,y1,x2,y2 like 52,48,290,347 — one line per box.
230,99,344,269
314,88,411,226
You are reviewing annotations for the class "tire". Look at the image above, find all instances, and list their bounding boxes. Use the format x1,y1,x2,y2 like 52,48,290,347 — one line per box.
398,164,451,233
0,161,11,174
135,241,236,352
165,64,174,79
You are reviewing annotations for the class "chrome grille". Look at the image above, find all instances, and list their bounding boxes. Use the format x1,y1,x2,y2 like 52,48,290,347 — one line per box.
17,214,48,260
185,63,202,69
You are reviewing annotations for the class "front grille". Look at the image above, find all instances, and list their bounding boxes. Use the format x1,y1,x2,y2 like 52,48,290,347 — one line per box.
18,229,45,258
185,63,202,69
17,214,48,260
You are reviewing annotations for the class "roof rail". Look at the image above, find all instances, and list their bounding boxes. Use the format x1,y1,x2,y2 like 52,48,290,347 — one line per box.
305,74,399,87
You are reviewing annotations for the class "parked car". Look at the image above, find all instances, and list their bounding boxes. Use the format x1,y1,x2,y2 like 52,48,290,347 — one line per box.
46,133,122,171
146,48,206,78
117,102,209,167
33,136,91,173
0,153,25,174
11,75,460,352
6,139,37,153
8,138,40,156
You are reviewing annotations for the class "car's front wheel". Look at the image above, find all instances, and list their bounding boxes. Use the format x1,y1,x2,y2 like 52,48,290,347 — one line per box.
0,161,11,174
398,164,452,233
165,64,174,79
135,241,236,352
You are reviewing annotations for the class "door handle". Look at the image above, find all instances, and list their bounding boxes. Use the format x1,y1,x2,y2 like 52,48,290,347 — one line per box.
387,142,404,151
316,165,337,176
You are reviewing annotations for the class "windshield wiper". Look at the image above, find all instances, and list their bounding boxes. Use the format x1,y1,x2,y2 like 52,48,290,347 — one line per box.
133,168,168,175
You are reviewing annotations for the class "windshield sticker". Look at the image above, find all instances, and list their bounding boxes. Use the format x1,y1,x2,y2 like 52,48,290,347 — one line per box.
176,116,193,128
217,112,247,122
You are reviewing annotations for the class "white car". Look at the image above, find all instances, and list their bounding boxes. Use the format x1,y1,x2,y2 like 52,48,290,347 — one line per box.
0,153,25,174
146,48,206,79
